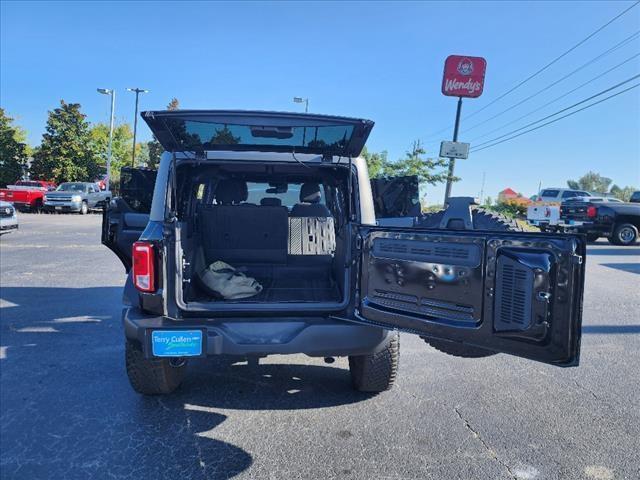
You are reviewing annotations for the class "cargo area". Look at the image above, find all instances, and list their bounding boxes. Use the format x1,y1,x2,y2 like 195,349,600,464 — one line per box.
174,161,352,307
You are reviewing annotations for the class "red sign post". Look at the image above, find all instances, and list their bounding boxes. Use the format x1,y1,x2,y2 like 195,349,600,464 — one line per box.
441,55,487,202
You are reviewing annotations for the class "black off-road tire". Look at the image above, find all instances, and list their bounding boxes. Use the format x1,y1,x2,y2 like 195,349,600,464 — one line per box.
416,207,523,358
125,340,186,395
608,223,638,246
349,331,399,392
417,207,523,232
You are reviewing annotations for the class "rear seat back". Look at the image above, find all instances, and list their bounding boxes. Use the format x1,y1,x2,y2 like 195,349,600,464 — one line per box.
288,217,336,255
199,204,289,264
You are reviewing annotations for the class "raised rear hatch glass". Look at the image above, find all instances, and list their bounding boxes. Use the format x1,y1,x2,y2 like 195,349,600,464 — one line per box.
141,110,374,157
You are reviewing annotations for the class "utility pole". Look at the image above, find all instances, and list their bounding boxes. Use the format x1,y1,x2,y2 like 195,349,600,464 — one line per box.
479,170,486,204
127,87,149,167
443,96,463,203
97,88,115,190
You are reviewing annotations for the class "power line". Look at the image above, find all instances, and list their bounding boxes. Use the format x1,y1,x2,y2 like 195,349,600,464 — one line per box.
461,31,640,135
421,1,640,139
468,52,640,143
471,74,640,149
462,3,640,121
469,82,640,153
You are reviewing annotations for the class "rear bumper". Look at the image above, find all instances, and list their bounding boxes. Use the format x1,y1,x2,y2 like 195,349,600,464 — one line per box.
563,222,612,237
123,307,391,358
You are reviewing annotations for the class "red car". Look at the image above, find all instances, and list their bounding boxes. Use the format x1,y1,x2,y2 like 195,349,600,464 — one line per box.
0,180,57,212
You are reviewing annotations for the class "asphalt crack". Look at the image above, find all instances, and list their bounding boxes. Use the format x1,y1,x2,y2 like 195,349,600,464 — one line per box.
573,379,599,400
454,406,517,480
183,408,207,477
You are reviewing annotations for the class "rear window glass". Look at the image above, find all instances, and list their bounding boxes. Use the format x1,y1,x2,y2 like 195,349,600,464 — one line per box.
562,191,580,199
164,119,353,153
57,183,87,192
540,189,559,197
370,176,420,218
245,183,325,208
119,169,157,213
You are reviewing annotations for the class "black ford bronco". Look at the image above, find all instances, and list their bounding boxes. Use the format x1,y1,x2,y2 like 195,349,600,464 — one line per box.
102,110,586,395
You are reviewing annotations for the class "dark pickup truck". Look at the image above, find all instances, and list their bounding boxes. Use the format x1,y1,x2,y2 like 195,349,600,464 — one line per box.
560,199,640,245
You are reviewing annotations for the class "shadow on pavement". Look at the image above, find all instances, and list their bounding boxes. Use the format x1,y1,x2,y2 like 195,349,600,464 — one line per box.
587,247,640,256
600,263,640,274
0,286,373,479
582,325,640,334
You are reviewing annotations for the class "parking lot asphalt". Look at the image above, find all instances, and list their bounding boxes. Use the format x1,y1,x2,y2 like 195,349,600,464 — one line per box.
1,213,639,480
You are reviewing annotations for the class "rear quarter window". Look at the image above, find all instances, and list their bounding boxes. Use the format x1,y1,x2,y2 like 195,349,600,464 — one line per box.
119,169,157,213
562,191,579,199
540,189,559,198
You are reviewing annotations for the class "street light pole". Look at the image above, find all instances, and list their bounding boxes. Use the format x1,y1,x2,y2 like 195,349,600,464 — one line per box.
293,96,309,113
127,87,149,167
97,88,115,190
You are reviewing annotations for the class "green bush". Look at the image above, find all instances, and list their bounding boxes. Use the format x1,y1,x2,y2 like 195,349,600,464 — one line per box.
490,199,529,218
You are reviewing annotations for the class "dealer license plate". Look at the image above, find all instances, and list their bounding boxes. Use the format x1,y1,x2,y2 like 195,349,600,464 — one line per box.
151,330,203,357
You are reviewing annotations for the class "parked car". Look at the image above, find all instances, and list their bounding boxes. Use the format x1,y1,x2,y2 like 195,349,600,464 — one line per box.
630,191,640,203
527,188,592,231
43,182,112,214
102,110,586,396
561,198,640,245
0,180,57,213
0,200,18,234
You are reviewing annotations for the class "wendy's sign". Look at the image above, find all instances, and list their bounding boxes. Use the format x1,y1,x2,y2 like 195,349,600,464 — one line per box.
441,55,487,98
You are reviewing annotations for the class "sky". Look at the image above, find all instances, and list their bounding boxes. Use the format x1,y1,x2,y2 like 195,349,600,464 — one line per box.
1,0,639,204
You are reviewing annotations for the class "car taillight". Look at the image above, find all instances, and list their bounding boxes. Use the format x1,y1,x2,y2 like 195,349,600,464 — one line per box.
132,241,155,292
587,206,597,218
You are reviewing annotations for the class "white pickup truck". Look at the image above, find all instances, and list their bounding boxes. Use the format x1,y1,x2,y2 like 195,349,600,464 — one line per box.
527,188,591,232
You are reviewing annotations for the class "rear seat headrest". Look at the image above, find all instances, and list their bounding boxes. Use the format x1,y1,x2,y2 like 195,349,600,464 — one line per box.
300,182,322,204
215,179,248,205
260,197,282,206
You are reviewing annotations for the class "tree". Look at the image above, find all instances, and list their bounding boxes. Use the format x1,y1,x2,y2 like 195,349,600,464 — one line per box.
610,184,637,202
382,140,452,185
89,122,134,174
361,146,388,178
147,98,180,169
136,142,150,167
30,101,100,183
167,98,179,111
0,109,30,187
567,171,612,194
362,141,453,187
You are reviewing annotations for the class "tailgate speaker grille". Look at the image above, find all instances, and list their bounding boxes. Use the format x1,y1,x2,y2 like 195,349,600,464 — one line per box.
373,239,480,267
494,255,533,331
